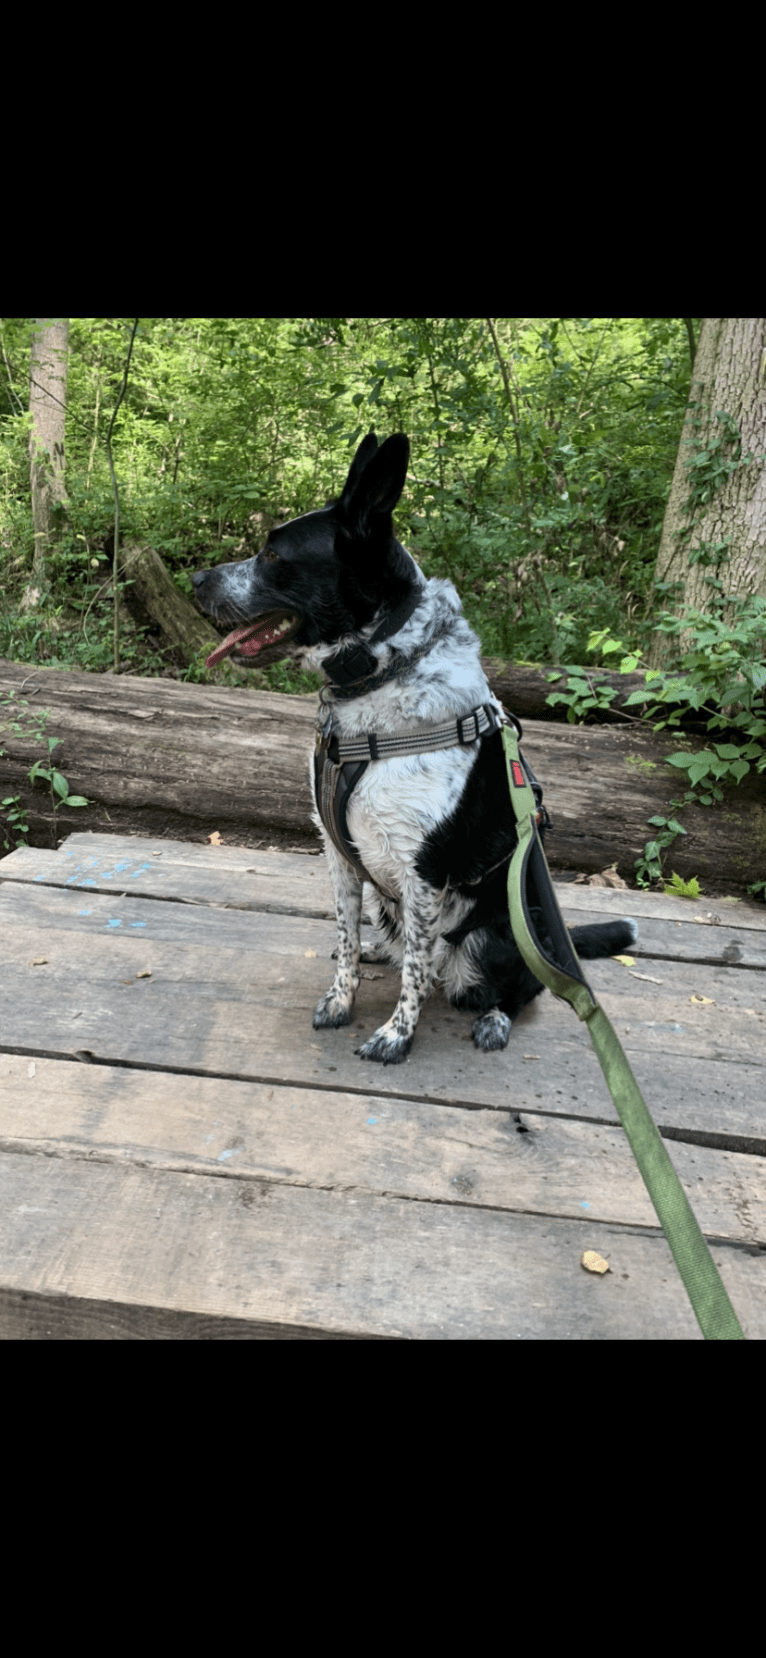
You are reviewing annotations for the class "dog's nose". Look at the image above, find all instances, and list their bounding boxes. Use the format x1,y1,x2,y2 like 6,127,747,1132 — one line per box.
190,570,205,589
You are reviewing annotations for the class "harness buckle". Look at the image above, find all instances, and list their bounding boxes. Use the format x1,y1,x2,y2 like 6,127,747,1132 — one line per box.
456,710,480,744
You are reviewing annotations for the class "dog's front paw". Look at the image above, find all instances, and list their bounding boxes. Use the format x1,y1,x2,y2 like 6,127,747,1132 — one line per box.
472,1009,511,1051
355,1025,413,1065
313,988,354,1029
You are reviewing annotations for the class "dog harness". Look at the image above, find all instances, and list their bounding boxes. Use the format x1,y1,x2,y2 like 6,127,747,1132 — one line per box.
314,695,549,906
314,594,549,906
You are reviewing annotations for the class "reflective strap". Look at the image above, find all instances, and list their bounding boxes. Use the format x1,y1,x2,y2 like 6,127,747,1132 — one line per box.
330,702,501,763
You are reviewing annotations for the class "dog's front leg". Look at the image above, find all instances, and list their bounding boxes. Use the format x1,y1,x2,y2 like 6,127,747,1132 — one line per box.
313,846,363,1029
356,875,440,1065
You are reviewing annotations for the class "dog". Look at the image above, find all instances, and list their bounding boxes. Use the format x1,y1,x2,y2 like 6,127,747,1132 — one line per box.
191,432,637,1065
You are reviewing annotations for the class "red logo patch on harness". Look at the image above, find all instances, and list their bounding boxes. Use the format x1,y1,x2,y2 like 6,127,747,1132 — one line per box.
510,760,526,788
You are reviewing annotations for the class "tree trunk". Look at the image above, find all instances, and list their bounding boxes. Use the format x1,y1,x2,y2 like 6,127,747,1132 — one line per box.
1,659,763,892
26,318,69,605
118,544,220,667
649,317,766,667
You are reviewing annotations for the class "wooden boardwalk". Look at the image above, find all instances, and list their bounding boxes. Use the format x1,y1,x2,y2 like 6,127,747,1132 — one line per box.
1,830,765,1339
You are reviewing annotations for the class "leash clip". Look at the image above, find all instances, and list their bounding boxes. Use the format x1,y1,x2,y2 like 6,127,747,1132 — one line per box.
315,709,339,763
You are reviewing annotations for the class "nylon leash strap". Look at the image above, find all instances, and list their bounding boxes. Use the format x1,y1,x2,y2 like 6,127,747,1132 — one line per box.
501,723,744,1341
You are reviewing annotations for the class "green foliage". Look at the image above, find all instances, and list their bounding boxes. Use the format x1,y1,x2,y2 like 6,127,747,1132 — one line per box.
0,316,697,683
549,593,766,886
0,692,89,850
9,315,762,890
663,871,701,898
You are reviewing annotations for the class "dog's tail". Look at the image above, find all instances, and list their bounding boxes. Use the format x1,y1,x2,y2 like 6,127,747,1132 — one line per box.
567,917,638,959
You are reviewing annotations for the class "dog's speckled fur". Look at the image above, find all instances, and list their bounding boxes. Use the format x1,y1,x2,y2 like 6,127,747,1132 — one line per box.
192,433,638,1065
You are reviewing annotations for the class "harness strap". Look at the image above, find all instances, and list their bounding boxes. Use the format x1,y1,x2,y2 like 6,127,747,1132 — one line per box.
313,700,504,900
501,722,745,1342
314,745,398,898
323,701,503,764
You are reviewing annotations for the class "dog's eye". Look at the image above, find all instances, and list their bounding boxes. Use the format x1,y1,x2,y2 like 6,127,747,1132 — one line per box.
261,546,278,561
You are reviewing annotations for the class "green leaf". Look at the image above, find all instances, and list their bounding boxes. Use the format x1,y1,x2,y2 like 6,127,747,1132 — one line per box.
62,795,89,807
663,872,701,898
52,771,70,798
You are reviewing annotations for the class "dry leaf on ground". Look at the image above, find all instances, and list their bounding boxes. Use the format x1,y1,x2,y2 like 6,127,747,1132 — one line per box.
581,1251,610,1275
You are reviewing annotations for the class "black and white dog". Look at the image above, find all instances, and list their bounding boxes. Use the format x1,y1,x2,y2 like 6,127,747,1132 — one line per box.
192,433,637,1065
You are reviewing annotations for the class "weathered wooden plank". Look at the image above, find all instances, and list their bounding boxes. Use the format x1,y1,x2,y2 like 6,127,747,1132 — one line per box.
0,1288,365,1340
1,881,763,1142
3,836,765,967
0,837,338,920
1,1148,763,1338
546,879,766,932
3,1055,765,1246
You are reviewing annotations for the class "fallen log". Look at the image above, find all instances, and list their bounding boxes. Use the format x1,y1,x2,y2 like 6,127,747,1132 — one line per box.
119,544,219,665
0,659,763,891
483,659,703,726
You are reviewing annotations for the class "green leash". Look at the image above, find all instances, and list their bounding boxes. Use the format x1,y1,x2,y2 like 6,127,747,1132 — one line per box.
501,722,745,1341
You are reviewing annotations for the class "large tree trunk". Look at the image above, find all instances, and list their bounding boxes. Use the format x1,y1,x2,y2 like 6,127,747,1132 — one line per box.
649,317,766,667
1,659,762,892
26,318,69,605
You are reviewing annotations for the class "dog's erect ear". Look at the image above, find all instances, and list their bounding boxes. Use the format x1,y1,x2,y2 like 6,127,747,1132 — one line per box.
339,432,379,505
338,433,409,538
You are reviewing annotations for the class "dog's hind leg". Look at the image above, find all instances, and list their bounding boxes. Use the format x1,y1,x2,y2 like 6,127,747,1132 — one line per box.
356,876,442,1065
313,848,364,1029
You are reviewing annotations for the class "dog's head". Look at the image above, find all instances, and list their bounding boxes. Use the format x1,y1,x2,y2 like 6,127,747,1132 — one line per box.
191,432,413,671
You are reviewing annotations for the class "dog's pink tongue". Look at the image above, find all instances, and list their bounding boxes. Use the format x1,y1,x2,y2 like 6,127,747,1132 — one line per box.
206,622,274,668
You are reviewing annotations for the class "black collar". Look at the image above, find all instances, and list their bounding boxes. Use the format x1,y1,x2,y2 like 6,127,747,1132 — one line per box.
321,587,423,695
